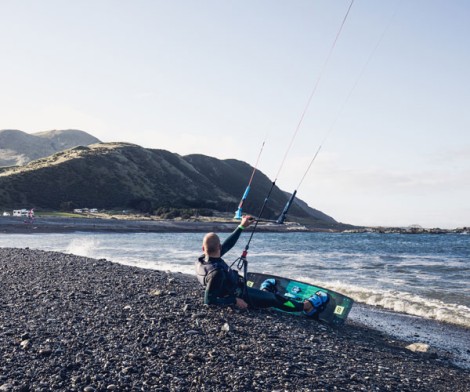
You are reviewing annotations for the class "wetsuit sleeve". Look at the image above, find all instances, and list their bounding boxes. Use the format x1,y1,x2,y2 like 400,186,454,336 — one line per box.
204,269,237,306
220,227,243,257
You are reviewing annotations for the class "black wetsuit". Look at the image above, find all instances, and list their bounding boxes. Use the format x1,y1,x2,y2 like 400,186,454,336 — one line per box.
195,227,304,312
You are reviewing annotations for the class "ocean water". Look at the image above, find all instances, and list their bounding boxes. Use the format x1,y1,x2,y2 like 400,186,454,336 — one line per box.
1,230,469,367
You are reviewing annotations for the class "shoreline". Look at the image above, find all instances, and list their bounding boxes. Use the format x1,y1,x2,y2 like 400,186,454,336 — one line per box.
0,216,335,234
1,248,469,391
1,215,468,235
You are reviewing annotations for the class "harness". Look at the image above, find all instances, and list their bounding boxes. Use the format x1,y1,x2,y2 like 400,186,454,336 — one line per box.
195,256,240,291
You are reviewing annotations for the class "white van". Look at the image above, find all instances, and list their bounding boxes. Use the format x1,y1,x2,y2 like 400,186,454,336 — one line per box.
13,209,29,217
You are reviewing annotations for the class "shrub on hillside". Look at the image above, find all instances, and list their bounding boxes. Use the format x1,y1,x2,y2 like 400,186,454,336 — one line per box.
154,207,214,219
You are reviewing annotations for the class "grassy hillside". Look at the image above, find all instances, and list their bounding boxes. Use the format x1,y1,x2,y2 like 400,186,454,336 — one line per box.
0,142,340,227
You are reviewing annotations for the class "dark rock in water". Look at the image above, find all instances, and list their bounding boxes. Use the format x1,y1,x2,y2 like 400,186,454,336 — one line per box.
0,247,469,391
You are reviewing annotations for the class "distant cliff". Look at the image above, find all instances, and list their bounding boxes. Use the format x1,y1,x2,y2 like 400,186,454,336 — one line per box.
0,142,342,228
0,129,101,167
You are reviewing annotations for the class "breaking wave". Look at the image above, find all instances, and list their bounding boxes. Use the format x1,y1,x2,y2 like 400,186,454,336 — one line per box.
301,277,470,329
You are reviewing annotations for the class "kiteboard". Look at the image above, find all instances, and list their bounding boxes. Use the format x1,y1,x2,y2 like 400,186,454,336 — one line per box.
246,272,353,326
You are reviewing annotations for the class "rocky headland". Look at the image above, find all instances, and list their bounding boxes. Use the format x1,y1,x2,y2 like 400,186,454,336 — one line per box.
343,226,469,235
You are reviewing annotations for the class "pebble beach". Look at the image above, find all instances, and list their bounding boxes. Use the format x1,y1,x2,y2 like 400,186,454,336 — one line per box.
1,247,469,391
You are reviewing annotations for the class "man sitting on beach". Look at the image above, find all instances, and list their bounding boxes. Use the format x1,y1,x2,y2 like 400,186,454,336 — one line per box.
195,215,328,316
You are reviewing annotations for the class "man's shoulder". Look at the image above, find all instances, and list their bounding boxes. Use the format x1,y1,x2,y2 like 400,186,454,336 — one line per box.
198,255,224,263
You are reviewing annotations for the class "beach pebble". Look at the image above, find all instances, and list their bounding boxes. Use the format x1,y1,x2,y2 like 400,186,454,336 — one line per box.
20,340,30,349
39,347,53,356
406,343,431,353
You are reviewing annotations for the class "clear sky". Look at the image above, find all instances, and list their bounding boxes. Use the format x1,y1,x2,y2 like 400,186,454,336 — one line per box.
1,1,469,229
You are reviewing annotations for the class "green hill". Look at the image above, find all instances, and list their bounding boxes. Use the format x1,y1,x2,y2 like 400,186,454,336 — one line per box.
0,142,342,228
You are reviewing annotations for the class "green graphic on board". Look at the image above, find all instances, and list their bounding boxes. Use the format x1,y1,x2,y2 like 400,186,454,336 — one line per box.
247,272,354,326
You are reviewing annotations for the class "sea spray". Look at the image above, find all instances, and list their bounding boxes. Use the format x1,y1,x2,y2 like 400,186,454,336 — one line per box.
66,237,101,258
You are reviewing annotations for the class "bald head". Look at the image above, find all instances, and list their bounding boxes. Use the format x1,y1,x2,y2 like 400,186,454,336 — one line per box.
203,232,221,257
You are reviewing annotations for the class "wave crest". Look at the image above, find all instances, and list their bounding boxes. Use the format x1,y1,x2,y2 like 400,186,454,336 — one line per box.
299,277,470,329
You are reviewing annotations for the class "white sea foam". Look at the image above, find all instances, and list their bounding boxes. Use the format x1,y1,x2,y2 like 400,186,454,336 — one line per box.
299,277,470,329
65,237,101,258
107,256,194,275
